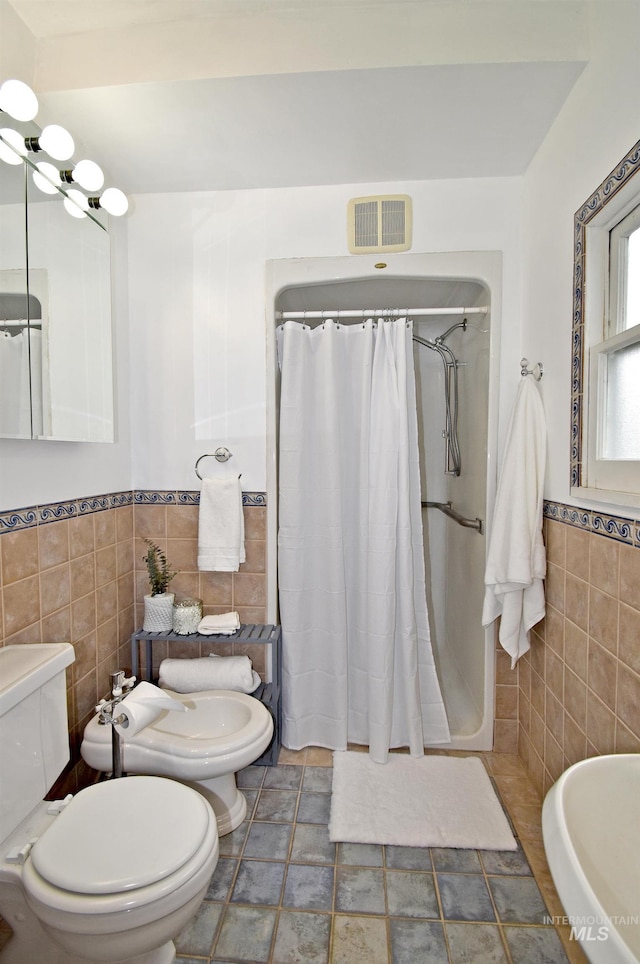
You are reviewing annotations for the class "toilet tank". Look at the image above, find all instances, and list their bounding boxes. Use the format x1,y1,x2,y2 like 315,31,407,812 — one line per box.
0,644,75,845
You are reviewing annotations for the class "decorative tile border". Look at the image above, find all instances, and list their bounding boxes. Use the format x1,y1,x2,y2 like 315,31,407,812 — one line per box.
544,500,640,548
0,489,266,535
571,137,640,488
0,491,133,534
3,489,636,549
133,489,266,507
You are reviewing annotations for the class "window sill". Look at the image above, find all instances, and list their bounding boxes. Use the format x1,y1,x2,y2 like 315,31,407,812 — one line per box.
570,485,640,514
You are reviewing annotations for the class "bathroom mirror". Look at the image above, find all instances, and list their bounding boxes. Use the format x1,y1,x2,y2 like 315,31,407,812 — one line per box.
0,132,114,442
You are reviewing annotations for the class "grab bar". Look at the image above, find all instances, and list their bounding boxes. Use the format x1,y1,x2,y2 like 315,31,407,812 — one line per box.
422,501,483,533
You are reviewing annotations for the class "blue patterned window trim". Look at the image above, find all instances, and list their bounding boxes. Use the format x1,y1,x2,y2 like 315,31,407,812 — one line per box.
543,500,639,548
0,489,266,534
571,138,640,488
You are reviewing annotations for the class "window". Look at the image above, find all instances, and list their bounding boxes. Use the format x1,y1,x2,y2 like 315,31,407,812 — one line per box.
573,140,640,506
608,204,640,336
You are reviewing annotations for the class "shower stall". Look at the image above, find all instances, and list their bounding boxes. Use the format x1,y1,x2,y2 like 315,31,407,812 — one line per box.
266,252,501,750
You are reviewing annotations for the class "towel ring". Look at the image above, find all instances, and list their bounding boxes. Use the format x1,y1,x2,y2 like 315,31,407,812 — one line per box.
195,447,233,480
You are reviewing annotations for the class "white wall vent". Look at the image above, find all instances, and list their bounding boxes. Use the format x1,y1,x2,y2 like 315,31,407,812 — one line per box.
347,195,412,254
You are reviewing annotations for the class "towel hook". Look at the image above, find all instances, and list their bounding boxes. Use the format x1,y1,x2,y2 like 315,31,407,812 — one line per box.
195,447,233,480
520,357,543,381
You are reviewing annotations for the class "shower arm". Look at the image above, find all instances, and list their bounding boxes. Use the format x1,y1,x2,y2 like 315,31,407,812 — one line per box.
435,318,468,344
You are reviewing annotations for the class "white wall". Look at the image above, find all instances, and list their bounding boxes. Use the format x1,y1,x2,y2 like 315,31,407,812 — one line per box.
127,177,522,493
1,173,521,512
522,1,640,512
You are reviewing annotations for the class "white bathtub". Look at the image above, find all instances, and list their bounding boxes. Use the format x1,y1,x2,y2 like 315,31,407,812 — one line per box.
542,754,640,964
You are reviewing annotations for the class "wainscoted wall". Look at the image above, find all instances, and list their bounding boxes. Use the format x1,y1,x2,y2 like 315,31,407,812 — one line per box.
517,502,640,800
0,490,267,795
2,490,637,799
131,492,267,680
494,644,520,754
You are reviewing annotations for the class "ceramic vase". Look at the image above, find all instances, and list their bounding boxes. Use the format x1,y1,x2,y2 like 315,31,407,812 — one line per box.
143,592,175,631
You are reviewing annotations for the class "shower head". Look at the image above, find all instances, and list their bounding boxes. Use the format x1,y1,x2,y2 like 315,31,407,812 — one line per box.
435,318,488,345
435,319,468,345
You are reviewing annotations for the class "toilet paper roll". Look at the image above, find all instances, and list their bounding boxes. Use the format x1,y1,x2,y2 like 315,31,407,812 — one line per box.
113,681,186,738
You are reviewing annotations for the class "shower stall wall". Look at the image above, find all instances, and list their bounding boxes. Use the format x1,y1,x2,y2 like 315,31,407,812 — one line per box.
266,252,502,750
414,307,491,747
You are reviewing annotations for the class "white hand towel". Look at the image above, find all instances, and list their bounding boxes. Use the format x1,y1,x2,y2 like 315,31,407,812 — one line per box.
198,612,241,635
114,681,186,737
158,655,260,693
197,477,246,572
482,377,547,667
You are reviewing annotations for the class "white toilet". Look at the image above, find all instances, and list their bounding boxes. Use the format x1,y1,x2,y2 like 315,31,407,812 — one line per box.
0,643,219,964
81,687,274,835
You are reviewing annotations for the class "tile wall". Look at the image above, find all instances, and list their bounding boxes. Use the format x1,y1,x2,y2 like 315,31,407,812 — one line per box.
517,505,640,798
2,490,638,804
0,491,267,795
132,495,267,679
493,645,519,754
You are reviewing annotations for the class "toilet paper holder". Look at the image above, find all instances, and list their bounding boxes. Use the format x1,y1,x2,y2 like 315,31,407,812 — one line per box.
95,670,136,779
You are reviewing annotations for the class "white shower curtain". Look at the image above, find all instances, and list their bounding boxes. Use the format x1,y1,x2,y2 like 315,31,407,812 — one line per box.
277,318,450,764
0,329,42,437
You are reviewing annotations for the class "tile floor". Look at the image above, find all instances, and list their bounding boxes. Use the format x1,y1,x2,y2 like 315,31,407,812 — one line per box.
173,748,588,964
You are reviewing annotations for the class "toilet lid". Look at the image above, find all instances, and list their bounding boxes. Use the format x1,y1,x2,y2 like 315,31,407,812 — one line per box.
31,776,212,895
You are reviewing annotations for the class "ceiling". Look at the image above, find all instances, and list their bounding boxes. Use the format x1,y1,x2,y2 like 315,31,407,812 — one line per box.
6,0,577,38
4,0,588,195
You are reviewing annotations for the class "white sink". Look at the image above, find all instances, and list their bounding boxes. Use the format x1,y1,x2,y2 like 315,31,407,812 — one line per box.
542,754,640,963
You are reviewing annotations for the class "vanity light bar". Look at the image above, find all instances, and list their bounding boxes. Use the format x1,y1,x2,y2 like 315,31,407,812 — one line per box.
0,77,129,217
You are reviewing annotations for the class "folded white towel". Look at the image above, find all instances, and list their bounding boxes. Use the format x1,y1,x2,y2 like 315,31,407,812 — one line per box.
158,655,260,694
482,377,547,667
198,612,240,635
197,477,246,572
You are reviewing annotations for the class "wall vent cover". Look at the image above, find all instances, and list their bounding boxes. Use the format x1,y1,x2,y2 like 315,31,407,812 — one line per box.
347,195,412,254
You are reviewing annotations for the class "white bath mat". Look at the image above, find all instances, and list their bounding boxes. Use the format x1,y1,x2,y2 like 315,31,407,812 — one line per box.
329,752,517,851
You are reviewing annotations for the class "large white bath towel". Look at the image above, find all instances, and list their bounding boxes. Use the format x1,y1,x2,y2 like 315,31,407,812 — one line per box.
482,376,547,667
197,477,246,571
158,655,260,693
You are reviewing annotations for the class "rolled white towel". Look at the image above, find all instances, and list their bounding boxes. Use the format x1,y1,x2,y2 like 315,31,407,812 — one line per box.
113,681,186,738
198,611,240,635
158,655,260,694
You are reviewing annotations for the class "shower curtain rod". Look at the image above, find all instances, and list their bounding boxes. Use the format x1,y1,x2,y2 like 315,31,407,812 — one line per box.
275,306,488,320
0,319,42,331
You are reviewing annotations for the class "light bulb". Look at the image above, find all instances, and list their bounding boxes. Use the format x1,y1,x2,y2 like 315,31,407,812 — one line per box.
70,159,104,191
33,161,61,195
97,186,128,216
0,79,38,122
63,188,88,218
0,127,26,164
38,124,74,161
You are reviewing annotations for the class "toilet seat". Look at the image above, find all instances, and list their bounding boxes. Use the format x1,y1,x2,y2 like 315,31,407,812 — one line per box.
22,776,218,918
30,776,211,895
